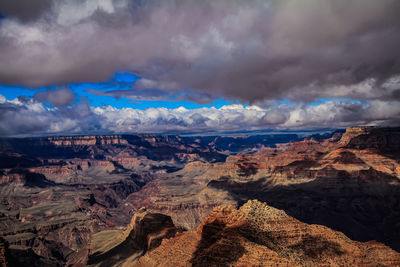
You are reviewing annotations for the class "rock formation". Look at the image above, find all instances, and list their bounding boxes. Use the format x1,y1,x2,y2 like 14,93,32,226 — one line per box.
125,127,400,252
340,126,400,153
338,126,377,145
87,208,177,266
136,200,400,267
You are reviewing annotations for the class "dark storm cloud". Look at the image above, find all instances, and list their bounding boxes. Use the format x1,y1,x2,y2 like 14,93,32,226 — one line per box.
0,0,400,103
34,87,75,107
86,87,214,104
0,0,53,22
86,88,173,101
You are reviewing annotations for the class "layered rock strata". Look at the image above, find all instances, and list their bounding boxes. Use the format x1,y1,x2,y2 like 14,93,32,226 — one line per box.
136,200,400,267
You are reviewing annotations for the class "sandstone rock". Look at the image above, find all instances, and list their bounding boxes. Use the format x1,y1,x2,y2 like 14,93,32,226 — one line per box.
135,200,400,267
340,126,400,153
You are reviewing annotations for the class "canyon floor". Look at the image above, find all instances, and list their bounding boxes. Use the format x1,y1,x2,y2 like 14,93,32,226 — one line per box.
0,127,399,266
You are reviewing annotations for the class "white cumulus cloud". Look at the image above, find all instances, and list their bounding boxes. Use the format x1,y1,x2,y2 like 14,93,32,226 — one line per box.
0,94,399,136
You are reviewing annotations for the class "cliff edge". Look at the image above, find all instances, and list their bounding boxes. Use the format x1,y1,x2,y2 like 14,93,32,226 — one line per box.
135,200,400,266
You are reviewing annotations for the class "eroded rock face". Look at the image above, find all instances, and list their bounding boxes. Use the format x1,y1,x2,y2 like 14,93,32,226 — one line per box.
124,127,400,253
340,126,400,153
87,208,177,266
204,136,400,251
135,200,400,267
339,126,377,145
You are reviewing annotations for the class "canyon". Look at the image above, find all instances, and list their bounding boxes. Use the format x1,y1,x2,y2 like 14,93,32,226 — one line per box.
0,127,399,266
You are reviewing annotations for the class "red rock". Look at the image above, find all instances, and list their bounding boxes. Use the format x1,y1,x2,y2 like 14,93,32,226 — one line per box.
135,200,400,267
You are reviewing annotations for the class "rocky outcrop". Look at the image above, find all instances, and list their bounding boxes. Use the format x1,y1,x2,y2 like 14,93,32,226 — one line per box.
136,200,400,267
87,208,177,266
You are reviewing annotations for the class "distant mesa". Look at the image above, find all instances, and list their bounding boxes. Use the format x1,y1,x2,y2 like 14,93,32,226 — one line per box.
46,135,129,146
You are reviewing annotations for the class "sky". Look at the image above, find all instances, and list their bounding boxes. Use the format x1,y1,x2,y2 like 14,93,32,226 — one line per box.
0,0,400,136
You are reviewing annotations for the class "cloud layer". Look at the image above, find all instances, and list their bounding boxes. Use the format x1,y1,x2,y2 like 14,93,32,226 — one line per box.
1,0,400,136
1,0,400,103
34,87,76,107
1,94,399,136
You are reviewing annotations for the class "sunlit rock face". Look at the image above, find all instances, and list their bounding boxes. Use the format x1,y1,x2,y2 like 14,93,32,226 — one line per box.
135,200,400,267
338,126,377,145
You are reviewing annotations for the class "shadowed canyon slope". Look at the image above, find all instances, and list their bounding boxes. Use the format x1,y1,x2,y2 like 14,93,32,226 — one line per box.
0,127,399,265
87,207,177,267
